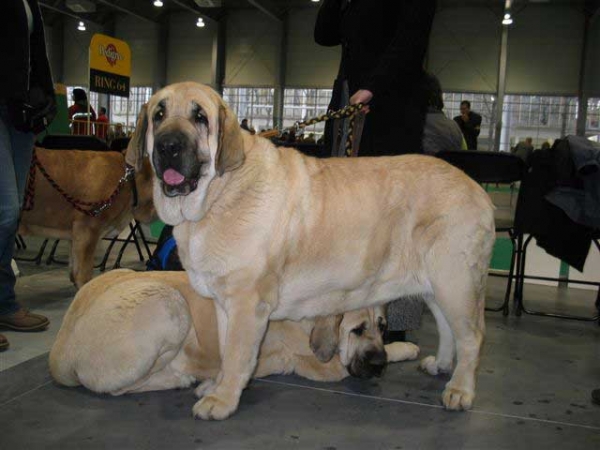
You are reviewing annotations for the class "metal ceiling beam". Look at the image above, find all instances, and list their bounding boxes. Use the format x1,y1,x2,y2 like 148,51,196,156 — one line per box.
94,0,157,24
170,0,218,23
247,0,282,22
39,2,103,27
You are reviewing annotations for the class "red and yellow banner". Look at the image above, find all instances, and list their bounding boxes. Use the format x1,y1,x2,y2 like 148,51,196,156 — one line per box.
89,34,131,98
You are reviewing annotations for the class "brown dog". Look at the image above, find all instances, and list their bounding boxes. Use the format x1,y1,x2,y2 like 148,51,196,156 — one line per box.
19,147,155,287
49,269,420,395
129,82,495,419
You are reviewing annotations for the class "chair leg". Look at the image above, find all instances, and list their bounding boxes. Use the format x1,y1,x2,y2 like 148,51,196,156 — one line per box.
18,235,27,250
14,238,49,265
113,223,136,269
99,234,120,272
513,233,526,317
129,223,144,262
134,221,153,260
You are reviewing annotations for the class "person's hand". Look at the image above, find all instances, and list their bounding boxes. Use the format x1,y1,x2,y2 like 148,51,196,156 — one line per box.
350,89,373,114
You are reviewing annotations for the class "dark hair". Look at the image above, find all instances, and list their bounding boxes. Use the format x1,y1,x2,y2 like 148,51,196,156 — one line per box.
423,73,444,110
72,88,88,103
100,107,107,115
460,100,471,109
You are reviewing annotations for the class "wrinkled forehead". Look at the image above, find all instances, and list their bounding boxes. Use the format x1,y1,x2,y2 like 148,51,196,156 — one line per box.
342,308,375,326
148,85,220,119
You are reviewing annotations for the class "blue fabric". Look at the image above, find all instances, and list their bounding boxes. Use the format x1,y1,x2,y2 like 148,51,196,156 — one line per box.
159,238,177,270
0,104,34,315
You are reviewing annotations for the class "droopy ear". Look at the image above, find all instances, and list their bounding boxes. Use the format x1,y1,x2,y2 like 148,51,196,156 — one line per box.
216,103,245,176
310,314,343,363
125,104,148,171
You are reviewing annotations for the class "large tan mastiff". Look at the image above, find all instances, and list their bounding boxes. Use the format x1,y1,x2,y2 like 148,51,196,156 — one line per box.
49,269,419,394
127,82,495,419
19,147,155,288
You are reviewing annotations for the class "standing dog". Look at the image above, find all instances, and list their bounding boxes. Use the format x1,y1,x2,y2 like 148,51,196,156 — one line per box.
19,147,155,287
49,269,419,395
127,82,495,420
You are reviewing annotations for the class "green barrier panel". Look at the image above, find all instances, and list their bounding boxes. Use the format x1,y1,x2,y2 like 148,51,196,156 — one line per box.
490,237,513,271
150,220,165,238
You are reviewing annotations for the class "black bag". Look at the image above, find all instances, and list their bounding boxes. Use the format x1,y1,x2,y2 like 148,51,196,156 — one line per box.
146,225,184,271
8,86,57,134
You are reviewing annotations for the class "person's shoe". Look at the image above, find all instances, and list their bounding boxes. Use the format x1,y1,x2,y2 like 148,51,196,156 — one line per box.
0,333,8,351
592,389,600,406
0,308,49,331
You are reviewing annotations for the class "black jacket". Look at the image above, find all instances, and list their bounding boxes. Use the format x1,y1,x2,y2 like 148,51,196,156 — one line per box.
315,0,436,103
314,0,436,156
0,0,55,104
453,111,482,150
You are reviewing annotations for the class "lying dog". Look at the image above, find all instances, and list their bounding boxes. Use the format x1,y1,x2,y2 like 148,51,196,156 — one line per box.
127,82,495,419
19,147,155,288
49,269,419,394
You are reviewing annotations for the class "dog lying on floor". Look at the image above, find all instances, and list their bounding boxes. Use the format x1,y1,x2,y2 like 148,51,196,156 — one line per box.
49,269,420,395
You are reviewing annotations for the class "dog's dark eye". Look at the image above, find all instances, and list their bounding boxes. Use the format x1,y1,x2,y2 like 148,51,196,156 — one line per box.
378,321,387,334
351,323,367,336
154,109,164,121
195,110,208,125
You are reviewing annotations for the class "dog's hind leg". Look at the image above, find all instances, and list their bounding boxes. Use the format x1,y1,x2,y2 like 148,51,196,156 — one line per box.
71,221,100,288
429,275,485,411
420,294,455,376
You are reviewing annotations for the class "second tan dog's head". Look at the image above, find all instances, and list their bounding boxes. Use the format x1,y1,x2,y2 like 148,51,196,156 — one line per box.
127,82,245,225
310,307,388,379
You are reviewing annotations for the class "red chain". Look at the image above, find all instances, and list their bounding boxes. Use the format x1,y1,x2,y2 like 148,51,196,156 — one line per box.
22,149,135,218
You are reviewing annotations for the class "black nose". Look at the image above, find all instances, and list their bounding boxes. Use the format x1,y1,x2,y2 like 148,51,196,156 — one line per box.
156,133,186,158
365,349,387,367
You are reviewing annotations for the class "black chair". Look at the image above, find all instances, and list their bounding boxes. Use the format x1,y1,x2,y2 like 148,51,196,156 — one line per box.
109,137,131,152
436,150,527,315
38,134,109,151
511,148,600,323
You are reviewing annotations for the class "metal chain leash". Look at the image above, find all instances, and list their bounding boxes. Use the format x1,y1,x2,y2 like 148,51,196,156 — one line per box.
22,149,135,217
292,103,365,156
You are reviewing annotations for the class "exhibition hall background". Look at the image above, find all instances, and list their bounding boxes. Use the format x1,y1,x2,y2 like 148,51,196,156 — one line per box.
43,2,600,150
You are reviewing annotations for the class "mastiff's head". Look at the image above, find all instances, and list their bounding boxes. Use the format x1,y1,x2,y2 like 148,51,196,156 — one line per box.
126,82,245,225
310,307,388,379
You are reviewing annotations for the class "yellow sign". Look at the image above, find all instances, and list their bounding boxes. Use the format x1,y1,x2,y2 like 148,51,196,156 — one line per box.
89,34,131,97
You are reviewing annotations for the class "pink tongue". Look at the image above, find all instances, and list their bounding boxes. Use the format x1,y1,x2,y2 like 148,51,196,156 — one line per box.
163,168,186,186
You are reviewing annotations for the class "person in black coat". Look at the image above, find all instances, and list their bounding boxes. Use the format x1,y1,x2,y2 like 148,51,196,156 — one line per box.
0,0,56,351
315,0,437,156
453,100,482,150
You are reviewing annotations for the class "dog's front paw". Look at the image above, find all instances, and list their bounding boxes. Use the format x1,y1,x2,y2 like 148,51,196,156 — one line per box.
385,342,420,362
419,355,452,376
192,394,238,420
194,379,216,399
442,386,474,411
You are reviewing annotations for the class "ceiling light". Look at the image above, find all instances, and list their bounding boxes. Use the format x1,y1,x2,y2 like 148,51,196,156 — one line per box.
502,13,513,25
311,0,320,3
77,21,86,31
153,0,163,7
196,17,205,27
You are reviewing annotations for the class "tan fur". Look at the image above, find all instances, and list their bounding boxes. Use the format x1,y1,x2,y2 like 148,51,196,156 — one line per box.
18,147,155,288
49,270,419,395
133,82,496,419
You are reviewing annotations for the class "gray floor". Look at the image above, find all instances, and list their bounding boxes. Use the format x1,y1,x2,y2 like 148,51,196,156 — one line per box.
1,240,600,449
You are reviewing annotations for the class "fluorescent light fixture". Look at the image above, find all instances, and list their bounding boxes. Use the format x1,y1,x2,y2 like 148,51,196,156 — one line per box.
153,0,164,7
311,0,320,3
77,21,86,31
196,17,205,27
502,13,513,25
